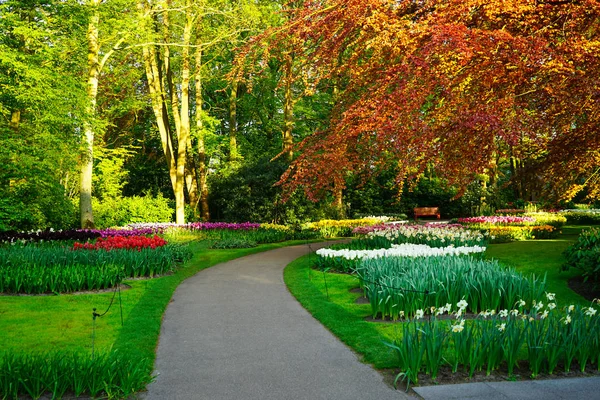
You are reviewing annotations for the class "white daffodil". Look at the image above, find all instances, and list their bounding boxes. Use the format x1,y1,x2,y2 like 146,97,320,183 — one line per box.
547,303,556,310
517,299,526,307
584,307,597,317
510,309,519,317
546,292,556,301
452,322,464,333
541,310,549,319
568,305,575,313
415,309,424,319
497,323,506,332
563,315,572,325
457,299,468,310
534,301,544,310
499,309,509,318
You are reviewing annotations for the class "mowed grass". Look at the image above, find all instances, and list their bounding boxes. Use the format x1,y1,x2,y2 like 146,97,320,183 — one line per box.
284,225,597,371
0,240,313,360
484,225,595,306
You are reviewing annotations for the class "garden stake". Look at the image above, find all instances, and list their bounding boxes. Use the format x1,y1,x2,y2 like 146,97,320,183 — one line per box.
323,267,330,300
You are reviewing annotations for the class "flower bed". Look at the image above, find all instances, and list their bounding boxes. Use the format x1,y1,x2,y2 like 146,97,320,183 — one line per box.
0,243,191,294
357,255,546,320
387,299,600,388
353,224,487,248
486,225,557,243
73,235,167,251
458,216,535,225
302,217,390,238
315,243,486,273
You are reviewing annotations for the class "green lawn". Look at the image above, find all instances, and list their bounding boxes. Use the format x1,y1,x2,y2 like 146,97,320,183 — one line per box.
485,225,595,306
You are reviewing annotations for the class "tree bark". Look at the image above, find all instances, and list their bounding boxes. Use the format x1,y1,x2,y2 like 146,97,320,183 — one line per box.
282,53,294,161
80,0,101,229
195,44,210,220
229,79,239,161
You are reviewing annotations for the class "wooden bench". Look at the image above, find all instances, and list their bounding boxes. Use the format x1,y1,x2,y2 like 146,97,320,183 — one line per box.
414,207,440,220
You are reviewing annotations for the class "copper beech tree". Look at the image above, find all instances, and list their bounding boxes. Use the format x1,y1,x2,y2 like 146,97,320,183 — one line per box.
237,0,600,203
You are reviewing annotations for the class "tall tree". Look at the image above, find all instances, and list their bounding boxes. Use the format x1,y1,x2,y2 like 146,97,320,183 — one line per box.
239,0,600,204
0,0,86,230
80,0,133,228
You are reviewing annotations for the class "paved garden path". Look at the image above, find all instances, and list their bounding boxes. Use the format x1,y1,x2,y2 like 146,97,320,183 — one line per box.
142,242,600,400
142,243,408,400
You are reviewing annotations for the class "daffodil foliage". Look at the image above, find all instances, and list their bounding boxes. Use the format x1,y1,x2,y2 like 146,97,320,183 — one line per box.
240,0,600,202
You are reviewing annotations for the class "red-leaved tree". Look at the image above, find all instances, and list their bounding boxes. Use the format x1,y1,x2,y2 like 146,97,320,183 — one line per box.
236,0,600,203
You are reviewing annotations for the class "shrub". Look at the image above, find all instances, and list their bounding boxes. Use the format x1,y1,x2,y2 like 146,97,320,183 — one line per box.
92,194,173,229
560,210,600,225
563,227,600,285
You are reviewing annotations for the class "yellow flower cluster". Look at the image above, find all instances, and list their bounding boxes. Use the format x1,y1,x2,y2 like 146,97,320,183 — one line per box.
487,225,556,242
524,212,567,228
302,218,383,230
260,223,291,232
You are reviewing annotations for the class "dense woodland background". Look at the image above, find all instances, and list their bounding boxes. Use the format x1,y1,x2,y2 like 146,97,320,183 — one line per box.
2,0,600,231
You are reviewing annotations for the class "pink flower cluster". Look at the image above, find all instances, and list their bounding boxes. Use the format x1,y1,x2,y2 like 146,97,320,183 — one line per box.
458,216,535,224
188,222,261,231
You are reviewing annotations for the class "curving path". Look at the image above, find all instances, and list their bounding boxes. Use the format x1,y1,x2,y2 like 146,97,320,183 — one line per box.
142,243,408,400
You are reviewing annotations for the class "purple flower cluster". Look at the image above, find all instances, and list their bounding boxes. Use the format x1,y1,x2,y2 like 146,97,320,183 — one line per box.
0,229,101,243
188,222,261,231
91,227,164,238
458,216,535,224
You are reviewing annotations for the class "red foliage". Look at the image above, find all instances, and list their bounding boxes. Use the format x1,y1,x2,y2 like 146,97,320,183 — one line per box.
73,235,167,251
238,0,600,202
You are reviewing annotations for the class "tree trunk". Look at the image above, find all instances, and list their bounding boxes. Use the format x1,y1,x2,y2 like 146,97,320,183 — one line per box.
195,44,210,221
229,79,239,161
80,0,101,229
172,1,193,225
282,53,294,161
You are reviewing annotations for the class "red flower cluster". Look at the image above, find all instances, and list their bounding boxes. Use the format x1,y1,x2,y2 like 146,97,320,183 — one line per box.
73,235,167,251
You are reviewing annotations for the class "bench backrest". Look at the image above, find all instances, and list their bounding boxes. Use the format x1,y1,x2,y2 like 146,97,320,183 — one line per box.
414,207,439,215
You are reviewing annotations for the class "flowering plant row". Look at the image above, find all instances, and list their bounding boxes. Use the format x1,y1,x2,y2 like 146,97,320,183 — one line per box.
458,216,535,225
0,244,190,294
485,225,557,243
317,243,486,260
73,235,167,251
353,224,487,248
357,255,546,320
0,227,164,244
302,217,390,238
387,298,600,388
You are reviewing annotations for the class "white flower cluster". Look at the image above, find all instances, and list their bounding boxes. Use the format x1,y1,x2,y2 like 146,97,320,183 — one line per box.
315,243,486,260
365,224,486,244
